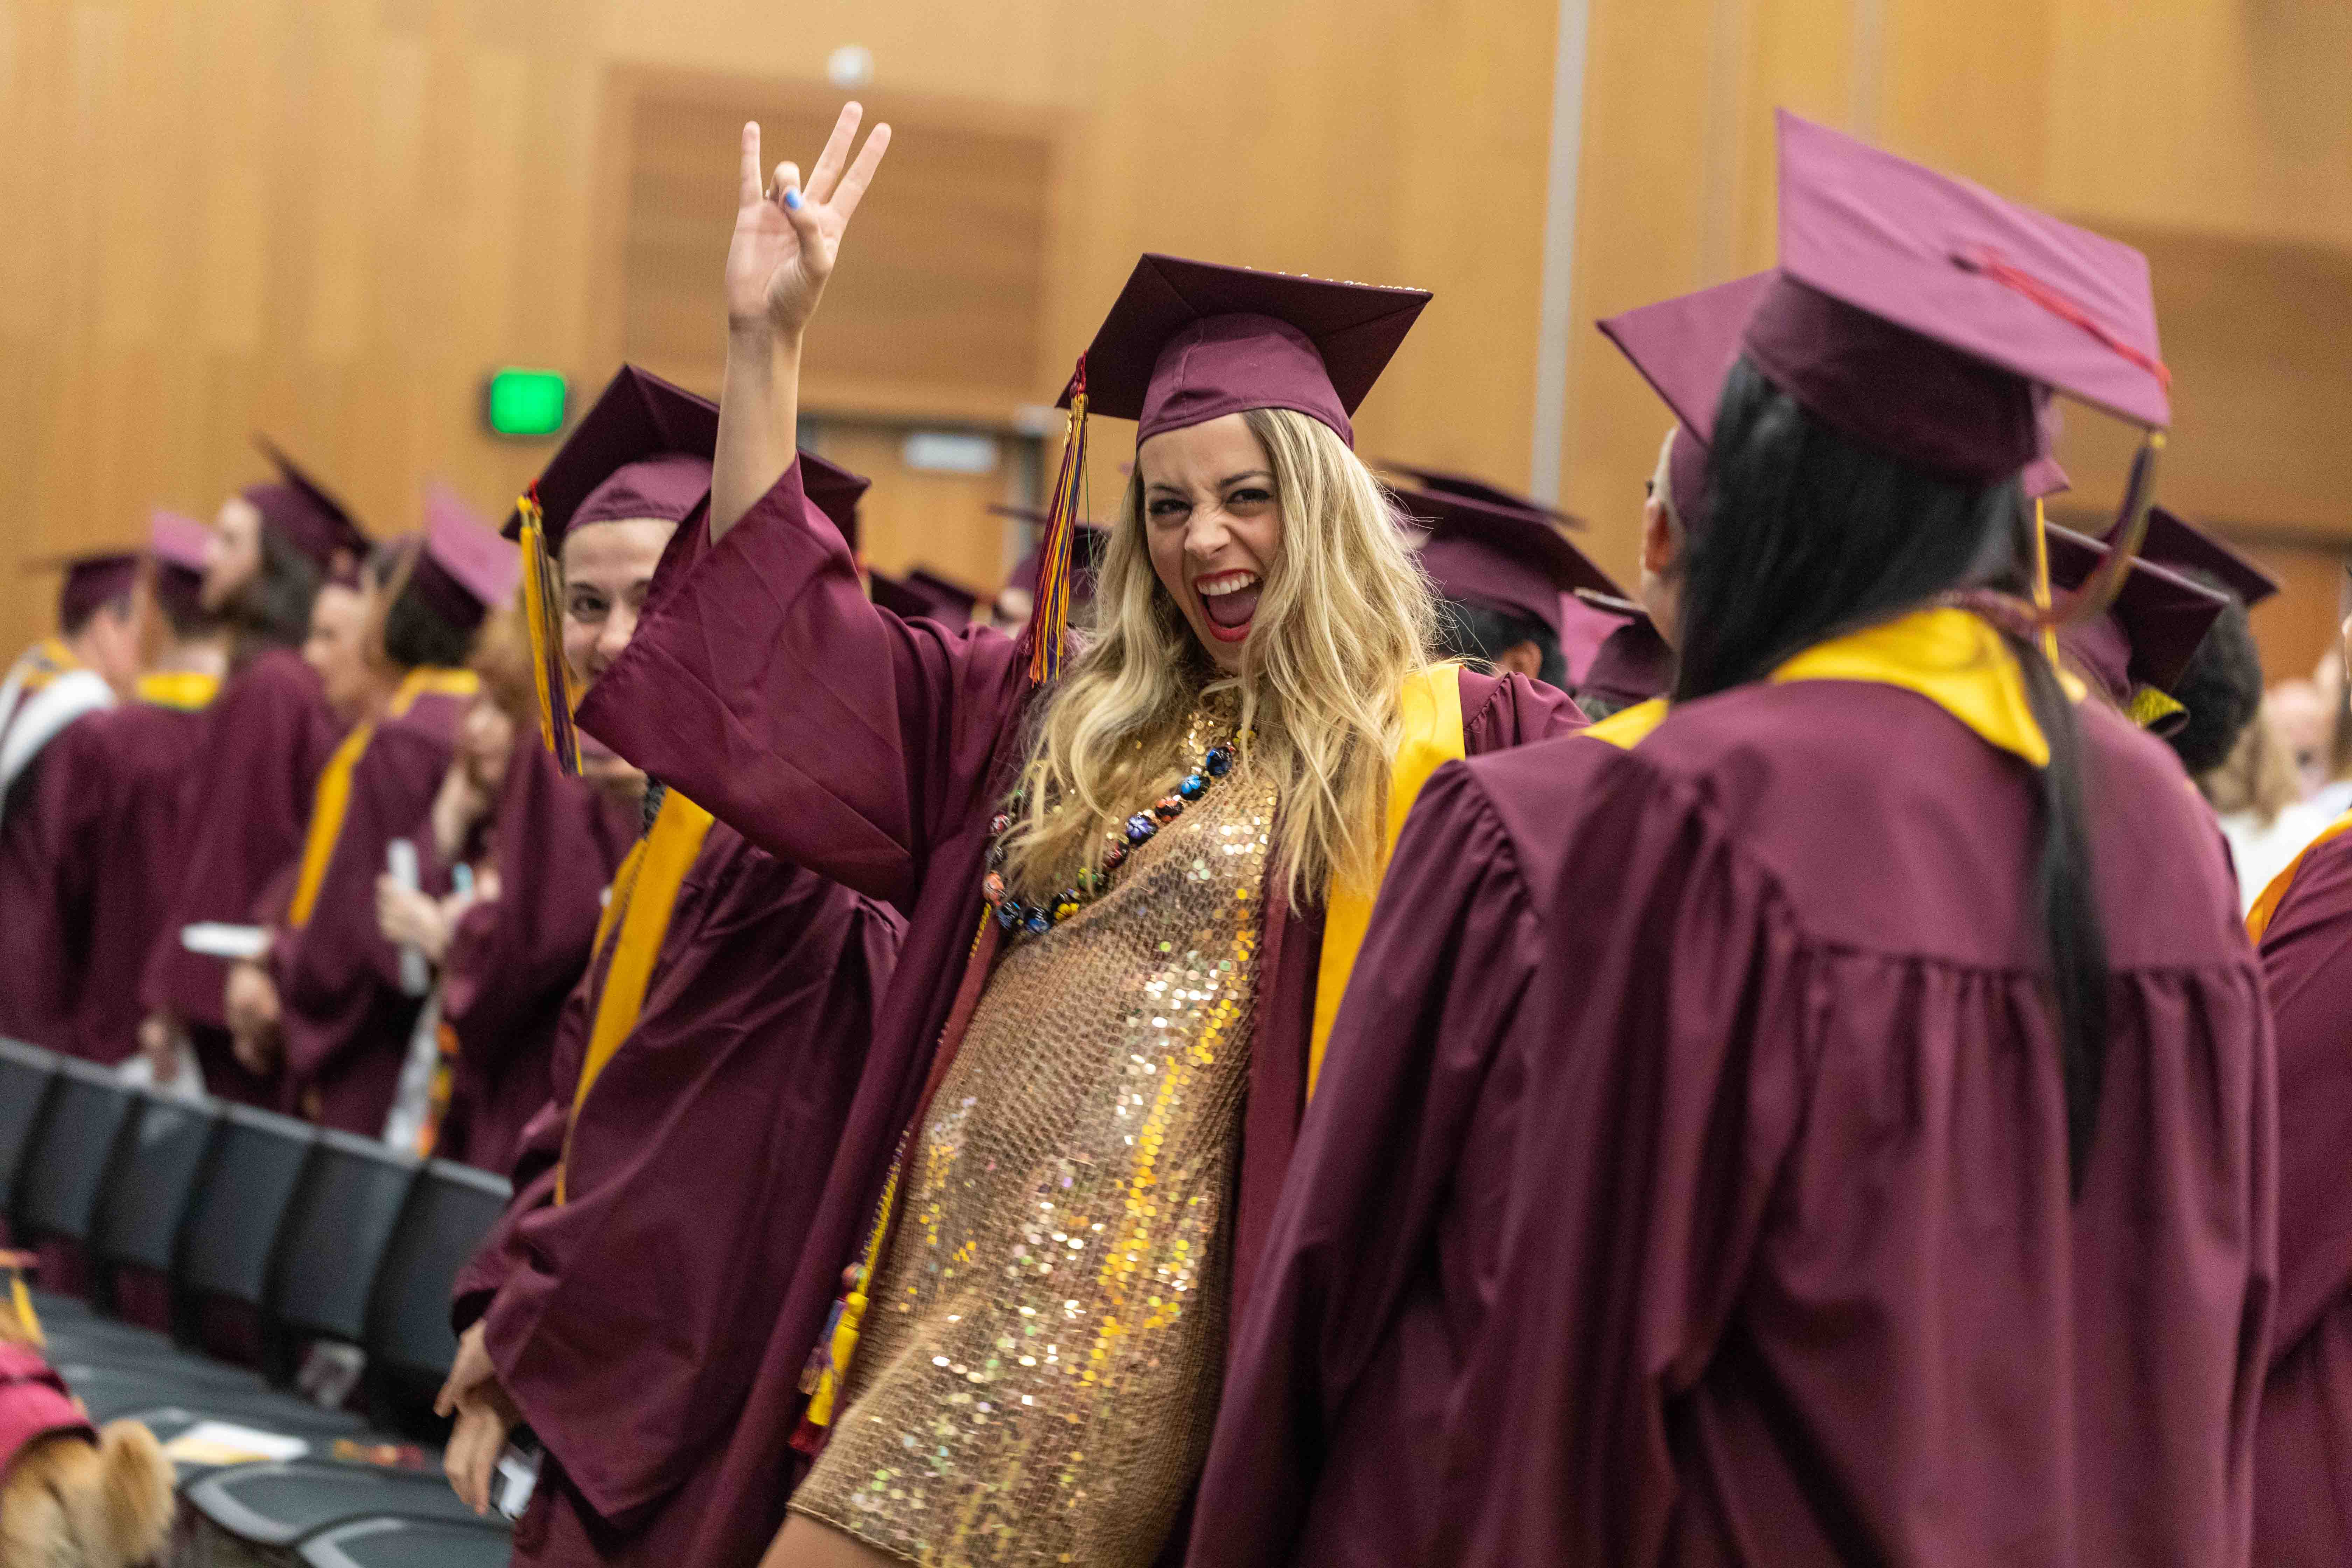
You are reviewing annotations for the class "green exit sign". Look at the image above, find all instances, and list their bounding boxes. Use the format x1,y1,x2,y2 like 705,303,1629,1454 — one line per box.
483,368,568,438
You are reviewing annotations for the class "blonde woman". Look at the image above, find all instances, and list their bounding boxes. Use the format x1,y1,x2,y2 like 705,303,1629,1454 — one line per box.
565,104,1582,1568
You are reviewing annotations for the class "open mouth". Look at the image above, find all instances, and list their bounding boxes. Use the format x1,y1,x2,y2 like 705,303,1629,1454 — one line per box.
1195,570,1262,644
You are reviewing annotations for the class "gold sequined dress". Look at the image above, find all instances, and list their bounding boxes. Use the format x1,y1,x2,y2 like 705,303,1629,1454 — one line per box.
791,764,1277,1567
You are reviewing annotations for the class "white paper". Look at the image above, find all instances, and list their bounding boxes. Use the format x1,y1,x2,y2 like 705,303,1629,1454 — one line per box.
116,1042,207,1100
180,922,270,961
160,1420,309,1466
386,839,429,996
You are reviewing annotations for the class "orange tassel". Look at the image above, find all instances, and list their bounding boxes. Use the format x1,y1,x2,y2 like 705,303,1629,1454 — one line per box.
517,485,582,774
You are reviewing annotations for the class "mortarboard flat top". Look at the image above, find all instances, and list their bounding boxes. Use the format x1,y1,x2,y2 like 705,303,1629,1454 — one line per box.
1378,463,1584,530
799,452,871,554
1743,112,2166,483
1581,612,1672,706
1058,255,1430,447
30,550,141,631
248,439,371,578
1394,485,1621,637
905,569,980,624
506,366,718,543
1596,272,1778,454
411,486,519,630
149,510,212,576
2045,523,2228,696
871,568,978,626
2124,507,2279,608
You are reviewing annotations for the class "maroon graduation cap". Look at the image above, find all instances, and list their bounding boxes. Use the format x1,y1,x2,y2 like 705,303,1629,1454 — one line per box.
1058,255,1430,447
1581,607,1673,708
1745,111,2169,485
249,439,371,582
2044,523,2228,699
1379,463,1584,530
149,509,212,622
905,569,979,625
799,452,871,554
2121,507,2278,608
1394,485,1620,637
990,504,1108,608
1595,272,1777,532
505,366,718,544
410,486,518,631
31,550,141,632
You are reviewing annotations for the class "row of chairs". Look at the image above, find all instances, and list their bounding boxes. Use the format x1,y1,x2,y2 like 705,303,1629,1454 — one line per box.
0,1038,519,1565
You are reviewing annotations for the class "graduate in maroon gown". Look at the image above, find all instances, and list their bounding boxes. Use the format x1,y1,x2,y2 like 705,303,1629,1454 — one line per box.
0,551,144,1049
1192,112,2275,1568
2244,595,2352,1564
1402,479,1618,691
22,515,230,1065
271,491,514,1133
136,446,370,1104
432,367,905,1565
380,609,637,1172
559,108,1581,1568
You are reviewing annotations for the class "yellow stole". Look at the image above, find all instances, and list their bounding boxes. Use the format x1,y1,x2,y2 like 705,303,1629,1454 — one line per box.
134,670,221,712
2247,810,2352,944
1578,609,2078,769
12,637,78,695
555,788,715,1203
287,667,480,929
1307,665,1466,1099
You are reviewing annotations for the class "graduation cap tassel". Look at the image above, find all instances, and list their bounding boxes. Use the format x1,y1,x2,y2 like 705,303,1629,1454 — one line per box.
1026,358,1090,687
2056,432,2165,628
2031,498,2059,664
516,485,583,775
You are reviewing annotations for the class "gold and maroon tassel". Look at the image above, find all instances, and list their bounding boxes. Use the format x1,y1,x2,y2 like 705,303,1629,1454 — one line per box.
516,484,582,775
1026,357,1090,687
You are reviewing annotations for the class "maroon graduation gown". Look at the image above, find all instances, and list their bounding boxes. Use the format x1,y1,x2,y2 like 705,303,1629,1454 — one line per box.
0,712,110,1051
139,649,343,1106
1192,682,2276,1567
2248,817,2352,1564
275,686,469,1133
570,461,1582,1563
18,694,212,1063
449,812,903,1564
429,743,637,1175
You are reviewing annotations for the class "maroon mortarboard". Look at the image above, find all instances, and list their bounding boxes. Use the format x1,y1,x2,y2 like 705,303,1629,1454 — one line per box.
2121,506,2278,608
34,550,141,632
2045,523,2227,698
1581,610,1673,708
867,570,931,621
407,486,518,631
1743,111,2168,486
149,509,212,622
1379,463,1583,529
1057,254,1430,447
506,366,718,543
1596,272,1777,531
799,452,870,554
249,439,371,582
991,504,1108,605
1394,485,1620,638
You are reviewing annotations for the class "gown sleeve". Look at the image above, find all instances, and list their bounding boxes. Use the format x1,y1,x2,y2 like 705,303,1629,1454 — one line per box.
574,461,1029,909
1195,744,1812,1568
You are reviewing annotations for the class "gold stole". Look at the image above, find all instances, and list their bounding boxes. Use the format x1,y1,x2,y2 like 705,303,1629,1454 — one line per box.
287,667,481,929
134,670,221,711
555,788,715,1203
1306,665,1466,1100
2247,810,2352,944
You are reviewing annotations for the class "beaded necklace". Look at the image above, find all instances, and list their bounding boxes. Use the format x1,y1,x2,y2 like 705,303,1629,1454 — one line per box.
983,725,1245,937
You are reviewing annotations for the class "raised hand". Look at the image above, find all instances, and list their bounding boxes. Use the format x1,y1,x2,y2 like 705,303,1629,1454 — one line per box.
726,102,892,341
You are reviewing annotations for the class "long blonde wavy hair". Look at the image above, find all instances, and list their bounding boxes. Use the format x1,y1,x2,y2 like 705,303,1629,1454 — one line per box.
999,407,1438,909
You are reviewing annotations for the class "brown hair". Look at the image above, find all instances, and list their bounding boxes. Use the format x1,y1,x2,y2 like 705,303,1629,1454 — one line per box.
467,603,537,728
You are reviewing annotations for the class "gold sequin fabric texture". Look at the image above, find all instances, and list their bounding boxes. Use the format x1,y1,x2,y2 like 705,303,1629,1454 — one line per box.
791,768,1276,1567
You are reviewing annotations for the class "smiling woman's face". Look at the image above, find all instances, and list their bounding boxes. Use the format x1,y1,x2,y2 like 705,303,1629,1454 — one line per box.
1137,413,1283,674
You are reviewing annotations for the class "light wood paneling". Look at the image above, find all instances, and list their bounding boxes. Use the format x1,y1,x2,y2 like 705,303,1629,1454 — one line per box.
807,420,1030,595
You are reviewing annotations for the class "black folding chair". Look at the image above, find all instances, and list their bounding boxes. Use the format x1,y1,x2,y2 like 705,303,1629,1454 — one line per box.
298,1514,515,1568
364,1159,510,1426
182,1459,496,1555
38,1090,222,1365
0,1038,59,1231
265,1129,422,1376
177,1102,319,1351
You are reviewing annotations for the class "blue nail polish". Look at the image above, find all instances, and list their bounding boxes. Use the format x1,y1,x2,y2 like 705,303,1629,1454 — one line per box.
783,189,802,210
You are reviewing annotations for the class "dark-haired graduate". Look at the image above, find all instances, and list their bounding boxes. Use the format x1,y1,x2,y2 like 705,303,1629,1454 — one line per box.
269,492,511,1133
560,105,1580,1568
432,367,904,1564
21,514,230,1066
1192,112,2274,1568
137,447,369,1105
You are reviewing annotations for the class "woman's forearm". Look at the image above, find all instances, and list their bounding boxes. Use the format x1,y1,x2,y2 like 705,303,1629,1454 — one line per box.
713,326,803,543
